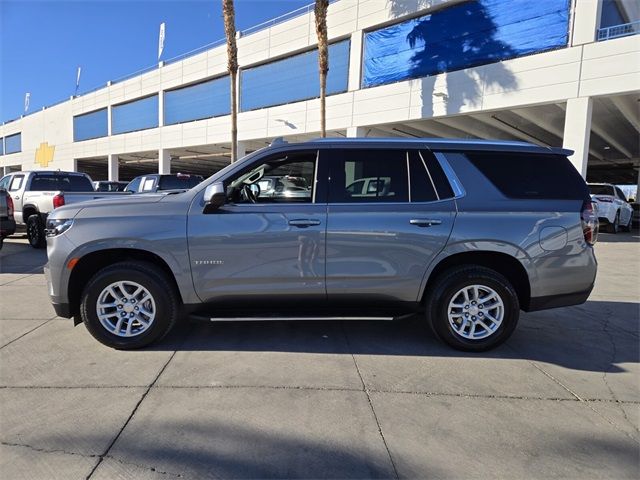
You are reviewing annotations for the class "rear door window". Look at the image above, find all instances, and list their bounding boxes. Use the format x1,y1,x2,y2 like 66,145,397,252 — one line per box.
9,175,24,191
465,152,589,200
330,149,408,203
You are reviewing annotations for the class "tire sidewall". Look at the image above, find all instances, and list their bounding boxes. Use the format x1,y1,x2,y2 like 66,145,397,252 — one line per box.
81,266,175,349
428,268,519,351
27,215,44,248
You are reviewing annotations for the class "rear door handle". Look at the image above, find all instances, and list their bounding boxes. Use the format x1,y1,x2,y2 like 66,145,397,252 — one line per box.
288,219,321,228
410,218,442,227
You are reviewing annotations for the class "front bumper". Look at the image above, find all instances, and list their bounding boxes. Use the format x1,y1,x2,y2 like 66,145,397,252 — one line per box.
52,301,73,318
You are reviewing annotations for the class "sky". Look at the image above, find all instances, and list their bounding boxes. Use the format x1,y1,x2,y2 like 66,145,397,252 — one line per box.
0,0,312,123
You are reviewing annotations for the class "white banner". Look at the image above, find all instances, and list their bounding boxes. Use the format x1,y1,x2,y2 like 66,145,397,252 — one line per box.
76,66,82,92
24,93,30,113
158,22,166,60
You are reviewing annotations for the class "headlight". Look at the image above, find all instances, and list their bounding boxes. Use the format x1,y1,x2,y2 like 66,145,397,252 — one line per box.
45,218,74,237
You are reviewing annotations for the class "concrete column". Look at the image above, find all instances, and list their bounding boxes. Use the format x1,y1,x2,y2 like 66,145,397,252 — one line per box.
346,126,367,137
572,0,603,45
563,97,593,178
347,30,364,91
237,141,247,159
107,154,119,181
159,149,171,174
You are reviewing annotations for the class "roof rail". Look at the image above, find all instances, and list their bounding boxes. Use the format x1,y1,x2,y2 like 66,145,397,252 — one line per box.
270,137,288,146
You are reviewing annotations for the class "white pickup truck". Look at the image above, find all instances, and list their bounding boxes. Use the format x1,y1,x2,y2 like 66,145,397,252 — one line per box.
0,170,129,248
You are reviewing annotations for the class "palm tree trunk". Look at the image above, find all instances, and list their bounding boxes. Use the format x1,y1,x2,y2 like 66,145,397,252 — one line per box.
222,0,238,162
315,0,329,138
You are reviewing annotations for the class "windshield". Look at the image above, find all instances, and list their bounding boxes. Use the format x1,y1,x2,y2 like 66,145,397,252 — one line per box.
589,185,614,196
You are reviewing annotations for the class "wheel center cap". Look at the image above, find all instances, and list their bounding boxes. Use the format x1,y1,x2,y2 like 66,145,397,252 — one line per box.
123,304,134,313
469,306,479,315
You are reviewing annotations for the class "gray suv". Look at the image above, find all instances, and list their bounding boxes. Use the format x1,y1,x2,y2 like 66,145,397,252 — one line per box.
44,139,598,351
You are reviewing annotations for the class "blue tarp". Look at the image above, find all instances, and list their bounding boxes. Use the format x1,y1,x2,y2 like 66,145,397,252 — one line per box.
362,0,570,87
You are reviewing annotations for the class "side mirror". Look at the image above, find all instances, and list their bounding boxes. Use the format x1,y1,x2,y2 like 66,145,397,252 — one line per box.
203,182,226,212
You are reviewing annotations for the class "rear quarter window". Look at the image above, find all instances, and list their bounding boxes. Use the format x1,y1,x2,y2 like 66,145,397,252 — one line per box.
464,152,589,200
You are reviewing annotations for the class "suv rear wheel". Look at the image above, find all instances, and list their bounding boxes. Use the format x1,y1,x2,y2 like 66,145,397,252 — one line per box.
80,261,179,349
425,266,519,351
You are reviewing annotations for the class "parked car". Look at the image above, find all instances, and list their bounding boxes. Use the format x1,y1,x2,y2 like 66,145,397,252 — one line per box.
587,183,633,233
45,138,597,352
0,171,128,248
346,176,392,197
125,173,204,193
0,189,16,249
93,181,129,192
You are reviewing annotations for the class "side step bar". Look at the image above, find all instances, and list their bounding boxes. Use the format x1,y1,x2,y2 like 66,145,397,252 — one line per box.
191,315,397,322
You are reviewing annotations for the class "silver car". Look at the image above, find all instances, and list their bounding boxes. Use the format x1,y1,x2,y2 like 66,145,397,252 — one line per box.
44,138,598,351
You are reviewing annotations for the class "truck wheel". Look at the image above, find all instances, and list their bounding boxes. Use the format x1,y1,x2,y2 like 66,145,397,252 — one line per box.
80,261,179,349
27,214,46,249
425,266,519,352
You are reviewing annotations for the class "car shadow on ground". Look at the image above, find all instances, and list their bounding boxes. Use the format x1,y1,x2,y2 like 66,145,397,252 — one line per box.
148,298,639,374
596,230,639,243
0,235,47,274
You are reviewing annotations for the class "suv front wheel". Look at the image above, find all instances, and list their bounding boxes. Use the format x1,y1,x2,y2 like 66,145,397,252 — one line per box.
80,261,179,349
425,266,519,351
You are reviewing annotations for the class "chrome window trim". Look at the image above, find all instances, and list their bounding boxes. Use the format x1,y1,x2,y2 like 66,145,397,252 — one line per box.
433,151,466,198
406,151,411,203
418,150,440,201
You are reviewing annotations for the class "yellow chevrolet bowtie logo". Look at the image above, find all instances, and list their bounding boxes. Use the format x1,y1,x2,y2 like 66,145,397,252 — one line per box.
35,142,55,167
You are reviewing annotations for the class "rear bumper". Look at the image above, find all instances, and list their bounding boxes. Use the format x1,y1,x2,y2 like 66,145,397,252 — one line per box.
526,284,594,312
0,217,16,238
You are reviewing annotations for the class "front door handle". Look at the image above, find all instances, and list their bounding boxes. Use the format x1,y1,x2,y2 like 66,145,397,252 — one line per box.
410,218,442,227
289,219,321,228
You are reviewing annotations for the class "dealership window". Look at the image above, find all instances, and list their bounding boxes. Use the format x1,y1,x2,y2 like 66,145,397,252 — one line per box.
0,137,3,156
241,39,350,111
4,133,21,154
112,95,159,135
362,0,570,87
73,108,108,141
164,76,230,125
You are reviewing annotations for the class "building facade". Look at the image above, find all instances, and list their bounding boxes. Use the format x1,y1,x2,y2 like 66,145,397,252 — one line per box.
1,0,639,191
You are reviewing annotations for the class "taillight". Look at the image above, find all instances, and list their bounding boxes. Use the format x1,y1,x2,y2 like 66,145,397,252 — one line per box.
53,193,65,209
581,201,598,246
595,196,613,203
6,194,14,219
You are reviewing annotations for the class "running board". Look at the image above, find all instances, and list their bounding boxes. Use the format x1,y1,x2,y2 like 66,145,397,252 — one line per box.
190,314,400,322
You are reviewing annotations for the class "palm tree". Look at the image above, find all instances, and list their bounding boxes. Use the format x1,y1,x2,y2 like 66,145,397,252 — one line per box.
314,0,329,138
222,0,239,161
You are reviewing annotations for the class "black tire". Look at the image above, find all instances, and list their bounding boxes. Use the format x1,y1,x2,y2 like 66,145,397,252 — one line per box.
425,265,520,352
80,261,180,349
609,211,620,234
27,214,46,249
621,214,632,232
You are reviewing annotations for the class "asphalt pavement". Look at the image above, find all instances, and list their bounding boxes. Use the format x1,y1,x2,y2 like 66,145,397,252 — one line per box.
0,231,638,479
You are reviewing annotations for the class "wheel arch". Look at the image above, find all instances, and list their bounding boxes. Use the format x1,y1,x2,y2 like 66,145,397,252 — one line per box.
421,251,531,310
68,248,183,318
